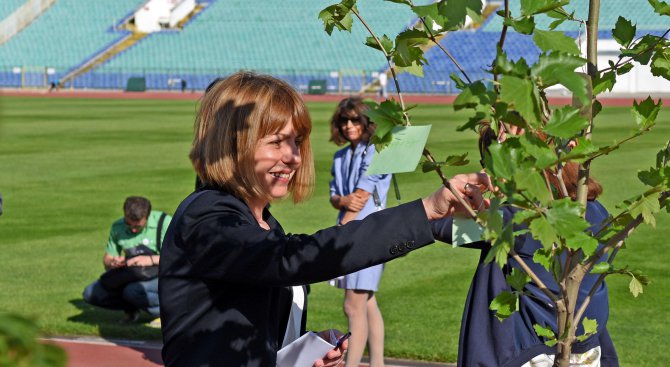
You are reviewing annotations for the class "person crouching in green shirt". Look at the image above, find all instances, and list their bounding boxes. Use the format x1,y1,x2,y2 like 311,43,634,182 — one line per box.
83,196,171,326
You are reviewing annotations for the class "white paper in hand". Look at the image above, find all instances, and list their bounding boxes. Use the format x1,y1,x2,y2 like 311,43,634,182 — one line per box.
276,331,335,367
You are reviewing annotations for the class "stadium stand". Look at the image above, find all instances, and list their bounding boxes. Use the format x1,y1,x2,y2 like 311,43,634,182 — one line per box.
0,0,144,87
0,0,26,20
0,0,667,93
396,0,670,94
86,0,429,91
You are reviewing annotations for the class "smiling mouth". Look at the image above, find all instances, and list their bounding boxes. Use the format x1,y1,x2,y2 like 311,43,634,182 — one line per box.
270,172,292,179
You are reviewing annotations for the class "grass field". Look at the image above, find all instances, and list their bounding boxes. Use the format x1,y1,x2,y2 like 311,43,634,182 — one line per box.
0,95,668,364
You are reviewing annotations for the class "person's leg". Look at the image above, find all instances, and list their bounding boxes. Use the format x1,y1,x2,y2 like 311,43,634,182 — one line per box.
122,278,160,317
366,293,385,367
344,289,372,367
82,280,130,310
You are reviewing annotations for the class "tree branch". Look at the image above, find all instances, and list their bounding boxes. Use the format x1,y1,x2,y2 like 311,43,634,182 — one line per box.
494,0,510,86
351,7,410,125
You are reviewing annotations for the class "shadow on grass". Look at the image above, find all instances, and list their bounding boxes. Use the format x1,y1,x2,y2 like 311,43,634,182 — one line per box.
68,299,163,365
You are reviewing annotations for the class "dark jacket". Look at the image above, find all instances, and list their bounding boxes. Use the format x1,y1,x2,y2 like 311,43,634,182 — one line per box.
432,201,619,367
159,188,434,367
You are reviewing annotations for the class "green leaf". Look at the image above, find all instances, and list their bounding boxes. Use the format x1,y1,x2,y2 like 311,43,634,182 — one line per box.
616,63,634,76
506,268,531,291
545,199,589,237
519,132,556,170
453,80,493,110
591,262,612,274
365,34,394,54
534,323,556,339
629,275,644,297
638,168,666,187
445,152,470,166
548,17,567,30
631,96,662,130
513,209,540,225
490,291,518,320
620,34,658,65
533,30,580,54
363,99,404,149
450,72,468,90
520,0,569,16
440,0,484,30
576,317,598,342
421,153,469,173
533,248,554,271
514,168,552,205
564,232,599,256
656,141,670,168
649,0,670,16
593,71,616,94
486,142,518,180
558,71,590,106
544,106,589,139
529,216,558,250
318,1,356,35
412,3,446,29
560,138,598,162
397,61,425,77
500,75,541,126
457,110,490,132
392,29,429,68
612,17,636,47
628,191,662,227
504,16,536,34
495,52,531,77
484,224,513,269
531,52,586,87
650,47,670,81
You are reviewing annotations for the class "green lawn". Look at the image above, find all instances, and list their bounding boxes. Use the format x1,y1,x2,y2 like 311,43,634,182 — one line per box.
0,96,668,364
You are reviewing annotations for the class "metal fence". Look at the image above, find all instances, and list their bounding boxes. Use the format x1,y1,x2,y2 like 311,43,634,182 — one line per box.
0,65,471,94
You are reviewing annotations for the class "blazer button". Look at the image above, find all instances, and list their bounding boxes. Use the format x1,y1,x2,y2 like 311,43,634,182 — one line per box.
406,240,415,249
389,245,398,255
397,243,406,252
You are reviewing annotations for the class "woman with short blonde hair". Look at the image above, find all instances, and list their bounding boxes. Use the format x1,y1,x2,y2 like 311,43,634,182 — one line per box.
160,71,489,367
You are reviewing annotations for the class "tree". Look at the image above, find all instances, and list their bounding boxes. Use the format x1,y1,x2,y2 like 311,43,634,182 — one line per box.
319,0,670,366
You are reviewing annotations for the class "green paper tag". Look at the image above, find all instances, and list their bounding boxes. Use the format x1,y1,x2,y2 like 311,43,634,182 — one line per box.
367,125,432,175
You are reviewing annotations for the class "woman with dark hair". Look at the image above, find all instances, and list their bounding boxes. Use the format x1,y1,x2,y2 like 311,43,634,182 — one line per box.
328,97,391,367
432,123,618,367
158,72,491,367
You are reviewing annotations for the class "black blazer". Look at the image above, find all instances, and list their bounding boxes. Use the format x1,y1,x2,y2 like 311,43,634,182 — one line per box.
159,188,434,367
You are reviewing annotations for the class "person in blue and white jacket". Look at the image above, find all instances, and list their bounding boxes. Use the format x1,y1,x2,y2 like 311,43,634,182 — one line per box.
328,97,391,367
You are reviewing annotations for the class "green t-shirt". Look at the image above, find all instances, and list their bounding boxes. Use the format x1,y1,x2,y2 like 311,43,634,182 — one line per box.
105,210,172,257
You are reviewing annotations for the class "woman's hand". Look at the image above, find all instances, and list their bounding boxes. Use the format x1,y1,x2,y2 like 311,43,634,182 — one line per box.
422,172,492,221
331,191,368,212
313,329,348,367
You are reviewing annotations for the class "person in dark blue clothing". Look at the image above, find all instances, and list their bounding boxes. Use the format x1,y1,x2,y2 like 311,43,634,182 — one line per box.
431,123,618,367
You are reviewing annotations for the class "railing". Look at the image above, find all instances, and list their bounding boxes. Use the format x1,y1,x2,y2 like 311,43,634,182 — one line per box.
0,65,471,94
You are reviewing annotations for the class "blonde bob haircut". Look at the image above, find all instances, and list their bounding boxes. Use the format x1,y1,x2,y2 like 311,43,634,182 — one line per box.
190,72,314,203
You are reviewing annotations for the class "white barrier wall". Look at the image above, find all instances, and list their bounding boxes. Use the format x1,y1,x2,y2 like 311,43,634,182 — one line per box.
597,39,670,94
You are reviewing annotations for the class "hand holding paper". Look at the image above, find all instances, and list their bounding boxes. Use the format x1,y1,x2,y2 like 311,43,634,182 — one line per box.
276,329,348,367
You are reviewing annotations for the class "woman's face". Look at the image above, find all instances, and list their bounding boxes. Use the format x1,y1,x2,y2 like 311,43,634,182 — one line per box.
338,110,364,145
254,119,303,201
